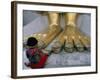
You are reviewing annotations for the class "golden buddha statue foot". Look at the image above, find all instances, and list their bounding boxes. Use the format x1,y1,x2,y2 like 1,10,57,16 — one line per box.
64,13,90,52
32,12,62,49
64,24,90,52
32,25,62,49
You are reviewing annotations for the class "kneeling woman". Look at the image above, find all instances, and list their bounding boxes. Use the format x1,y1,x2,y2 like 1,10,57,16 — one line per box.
25,37,50,69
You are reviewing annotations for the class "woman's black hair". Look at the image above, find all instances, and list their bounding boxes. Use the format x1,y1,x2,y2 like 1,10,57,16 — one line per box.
27,37,38,47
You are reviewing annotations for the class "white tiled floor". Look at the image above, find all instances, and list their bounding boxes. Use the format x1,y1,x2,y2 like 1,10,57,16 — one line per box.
23,48,90,69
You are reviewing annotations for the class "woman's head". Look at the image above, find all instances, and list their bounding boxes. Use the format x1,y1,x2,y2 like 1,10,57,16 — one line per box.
27,37,38,48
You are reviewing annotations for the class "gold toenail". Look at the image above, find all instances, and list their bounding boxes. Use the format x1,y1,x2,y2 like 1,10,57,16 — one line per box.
43,34,47,37
64,36,68,39
72,36,75,39
78,36,81,39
